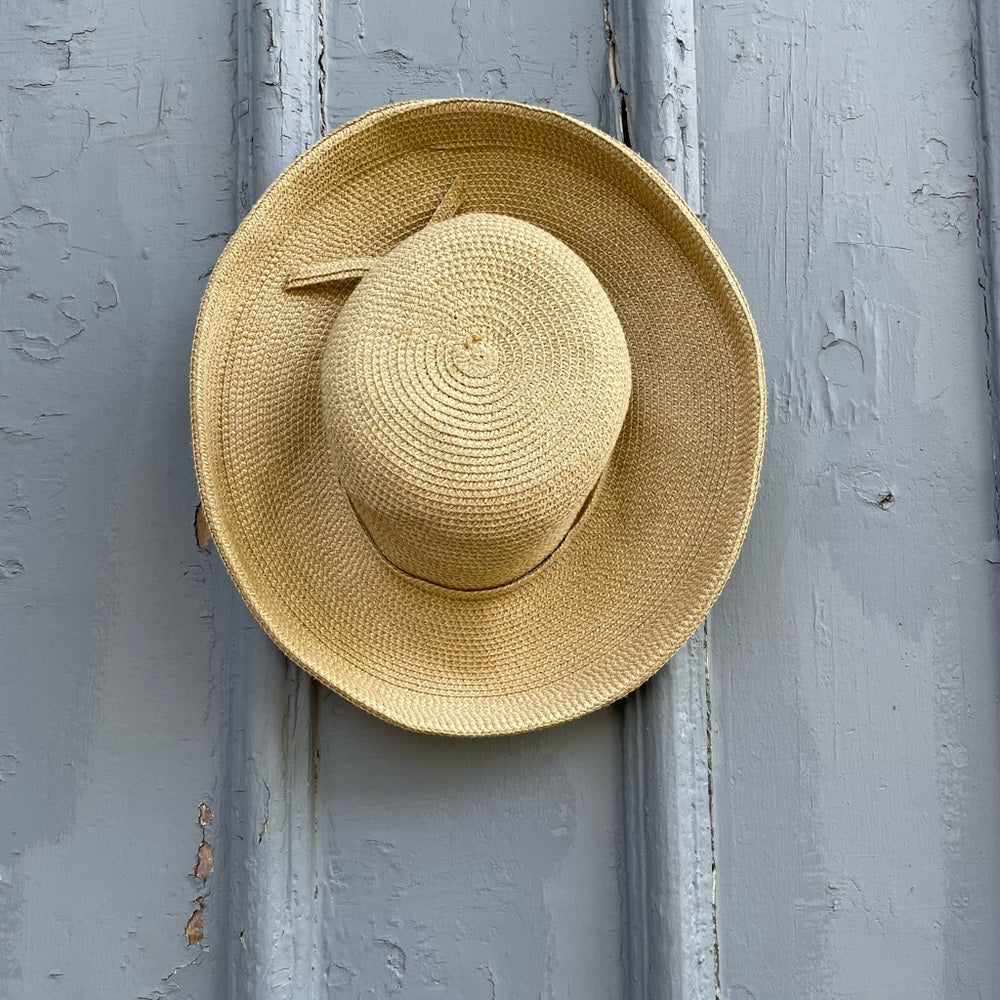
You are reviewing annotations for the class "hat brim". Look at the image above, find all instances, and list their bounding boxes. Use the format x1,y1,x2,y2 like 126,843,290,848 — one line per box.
191,99,765,736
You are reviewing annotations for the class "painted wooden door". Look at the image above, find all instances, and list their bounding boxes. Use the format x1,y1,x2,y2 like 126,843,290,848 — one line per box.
2,1,999,998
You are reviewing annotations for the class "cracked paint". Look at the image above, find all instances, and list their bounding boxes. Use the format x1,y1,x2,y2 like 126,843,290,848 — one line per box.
4,2,995,1000
322,0,604,124
0,205,120,364
257,778,270,843
702,1,1000,998
602,0,630,145
0,0,238,995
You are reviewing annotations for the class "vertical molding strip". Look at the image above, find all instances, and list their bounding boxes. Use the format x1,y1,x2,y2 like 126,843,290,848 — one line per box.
973,0,1000,533
605,1,719,998
236,0,323,213
224,2,323,996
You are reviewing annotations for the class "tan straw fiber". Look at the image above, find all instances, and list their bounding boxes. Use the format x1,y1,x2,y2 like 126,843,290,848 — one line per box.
190,99,765,736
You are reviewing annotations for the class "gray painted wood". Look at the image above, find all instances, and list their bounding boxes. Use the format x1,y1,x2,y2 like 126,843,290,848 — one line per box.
4,0,1000,997
605,1,718,997
227,3,719,996
974,0,1000,506
218,4,324,995
306,4,626,996
0,1,237,996
697,1,1000,997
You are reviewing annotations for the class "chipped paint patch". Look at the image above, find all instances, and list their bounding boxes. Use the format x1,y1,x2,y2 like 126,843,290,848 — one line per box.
257,778,270,843
193,801,214,883
194,504,211,550
184,897,205,947
193,841,214,882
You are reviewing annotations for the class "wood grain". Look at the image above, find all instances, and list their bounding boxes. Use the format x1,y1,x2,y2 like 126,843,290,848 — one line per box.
698,1,1000,996
4,0,999,997
607,1,719,997
0,0,238,994
308,3,626,996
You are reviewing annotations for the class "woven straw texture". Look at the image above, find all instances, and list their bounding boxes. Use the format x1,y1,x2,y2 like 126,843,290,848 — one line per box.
321,211,632,591
190,99,766,736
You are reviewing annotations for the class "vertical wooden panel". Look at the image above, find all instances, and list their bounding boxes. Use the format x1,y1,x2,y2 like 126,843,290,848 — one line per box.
223,1,727,992
320,0,607,125
0,0,238,995
9,0,997,997
697,1,1000,996
309,4,627,996
316,704,624,997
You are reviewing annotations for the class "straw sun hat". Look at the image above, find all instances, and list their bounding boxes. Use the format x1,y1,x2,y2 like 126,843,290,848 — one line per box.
191,99,765,736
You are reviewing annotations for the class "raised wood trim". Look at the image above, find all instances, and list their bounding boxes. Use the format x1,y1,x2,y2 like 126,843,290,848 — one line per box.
973,0,1000,532
606,0,719,996
222,1,324,994
622,635,717,1000
604,0,701,213
236,0,323,212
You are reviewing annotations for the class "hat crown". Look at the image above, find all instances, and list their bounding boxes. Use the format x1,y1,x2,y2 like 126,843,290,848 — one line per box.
321,212,632,590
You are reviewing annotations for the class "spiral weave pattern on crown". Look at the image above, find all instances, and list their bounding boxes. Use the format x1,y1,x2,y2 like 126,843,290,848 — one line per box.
320,212,633,590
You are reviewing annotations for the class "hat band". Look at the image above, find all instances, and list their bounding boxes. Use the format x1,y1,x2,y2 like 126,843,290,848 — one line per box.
338,471,608,595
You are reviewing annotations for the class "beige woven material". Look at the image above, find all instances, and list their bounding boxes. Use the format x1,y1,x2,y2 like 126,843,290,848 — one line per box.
190,99,766,736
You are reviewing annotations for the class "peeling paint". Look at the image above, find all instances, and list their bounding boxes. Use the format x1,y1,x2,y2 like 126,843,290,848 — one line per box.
94,278,118,311
0,0,238,994
184,898,205,947
0,753,20,783
194,504,211,550
377,938,406,991
193,841,214,882
193,802,215,883
257,778,269,843
602,0,630,145
0,559,26,580
853,470,896,509
703,1,1000,997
